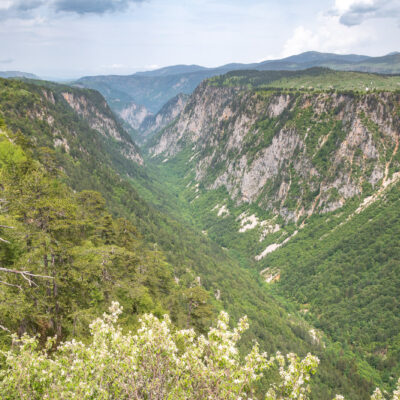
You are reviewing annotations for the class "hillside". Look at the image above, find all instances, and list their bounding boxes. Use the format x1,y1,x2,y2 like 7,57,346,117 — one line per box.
138,93,189,143
210,68,400,91
147,68,400,396
149,69,400,223
0,122,182,341
0,78,349,398
2,71,400,398
0,78,143,168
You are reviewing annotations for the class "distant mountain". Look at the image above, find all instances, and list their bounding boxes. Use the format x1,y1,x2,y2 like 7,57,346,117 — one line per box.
343,52,400,74
275,50,370,64
0,71,40,79
118,100,152,130
252,52,400,73
135,64,207,77
75,70,220,114
75,51,400,134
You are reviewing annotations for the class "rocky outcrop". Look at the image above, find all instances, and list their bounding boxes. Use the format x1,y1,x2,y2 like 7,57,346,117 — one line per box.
61,91,143,165
150,82,400,221
139,93,189,143
116,93,189,145
118,101,152,130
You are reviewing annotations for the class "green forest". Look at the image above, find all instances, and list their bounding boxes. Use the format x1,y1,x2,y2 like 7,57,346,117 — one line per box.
1,72,400,399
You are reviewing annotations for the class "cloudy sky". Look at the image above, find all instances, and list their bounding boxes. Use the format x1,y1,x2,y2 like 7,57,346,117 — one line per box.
0,0,399,78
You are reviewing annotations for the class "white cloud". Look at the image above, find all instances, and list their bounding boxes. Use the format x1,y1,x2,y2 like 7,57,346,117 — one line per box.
0,0,45,20
282,13,372,57
0,0,399,78
54,0,145,15
0,1,13,10
334,0,374,13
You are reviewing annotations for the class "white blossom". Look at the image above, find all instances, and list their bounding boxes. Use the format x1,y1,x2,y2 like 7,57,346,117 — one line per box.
0,302,398,400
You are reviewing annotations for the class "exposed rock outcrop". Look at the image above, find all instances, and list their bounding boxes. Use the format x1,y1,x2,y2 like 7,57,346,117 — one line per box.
118,101,152,130
139,93,189,143
150,82,400,221
61,91,143,165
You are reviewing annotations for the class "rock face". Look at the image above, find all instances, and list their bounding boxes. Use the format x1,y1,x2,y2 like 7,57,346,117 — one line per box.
116,93,189,144
150,81,400,221
139,93,189,143
56,89,143,165
118,101,152,130
5,83,143,166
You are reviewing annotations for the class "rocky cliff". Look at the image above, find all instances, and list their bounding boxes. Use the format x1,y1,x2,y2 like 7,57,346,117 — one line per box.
150,81,400,222
59,89,143,164
0,79,143,166
139,93,189,143
118,101,152,130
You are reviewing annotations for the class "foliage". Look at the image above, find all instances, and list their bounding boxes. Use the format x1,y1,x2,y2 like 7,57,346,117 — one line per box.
0,303,320,400
141,150,383,399
265,183,400,393
2,75,400,399
0,128,212,344
3,303,400,400
209,68,400,92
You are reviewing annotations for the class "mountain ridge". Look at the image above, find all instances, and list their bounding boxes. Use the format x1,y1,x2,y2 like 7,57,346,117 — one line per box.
74,51,400,140
1,77,342,398
0,71,40,79
148,72,400,222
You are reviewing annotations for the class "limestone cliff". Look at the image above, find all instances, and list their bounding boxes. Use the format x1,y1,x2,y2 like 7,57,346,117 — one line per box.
118,101,152,131
24,86,141,166
139,93,189,143
150,81,400,221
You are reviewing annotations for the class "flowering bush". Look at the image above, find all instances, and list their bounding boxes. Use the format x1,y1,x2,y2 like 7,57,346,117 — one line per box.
0,302,398,399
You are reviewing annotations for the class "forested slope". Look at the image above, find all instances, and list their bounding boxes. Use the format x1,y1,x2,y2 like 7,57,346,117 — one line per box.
0,78,341,397
2,73,400,398
267,181,400,388
146,68,400,397
0,122,183,342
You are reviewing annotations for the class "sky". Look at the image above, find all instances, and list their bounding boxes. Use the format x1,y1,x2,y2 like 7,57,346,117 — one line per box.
0,0,399,79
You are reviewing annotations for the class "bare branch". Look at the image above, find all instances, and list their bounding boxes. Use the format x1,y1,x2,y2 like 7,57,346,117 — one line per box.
0,267,53,280
20,273,39,287
0,237,10,244
0,280,22,290
0,225,14,229
0,267,53,288
0,324,10,332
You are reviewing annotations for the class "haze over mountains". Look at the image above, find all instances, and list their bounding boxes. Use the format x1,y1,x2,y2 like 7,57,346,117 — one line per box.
3,50,398,117
0,71,40,79
73,51,400,139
